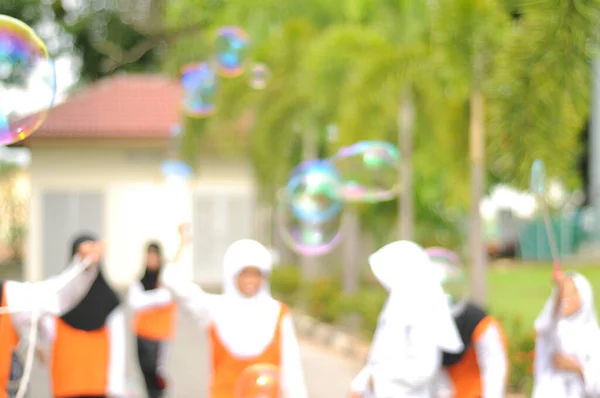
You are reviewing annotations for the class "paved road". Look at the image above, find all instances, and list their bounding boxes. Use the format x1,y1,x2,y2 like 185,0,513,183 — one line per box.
27,308,361,397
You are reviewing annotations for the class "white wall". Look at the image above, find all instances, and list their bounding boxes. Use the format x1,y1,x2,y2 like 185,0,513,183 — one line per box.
26,144,255,288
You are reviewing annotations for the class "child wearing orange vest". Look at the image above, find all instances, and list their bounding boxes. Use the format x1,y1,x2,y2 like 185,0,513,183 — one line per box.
160,228,308,398
39,234,126,398
426,247,508,398
0,239,102,398
128,242,177,398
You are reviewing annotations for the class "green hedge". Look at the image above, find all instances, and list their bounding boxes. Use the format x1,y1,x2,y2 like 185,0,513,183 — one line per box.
270,265,535,394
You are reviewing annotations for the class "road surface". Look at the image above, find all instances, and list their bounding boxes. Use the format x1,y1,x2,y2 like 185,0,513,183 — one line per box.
27,308,361,397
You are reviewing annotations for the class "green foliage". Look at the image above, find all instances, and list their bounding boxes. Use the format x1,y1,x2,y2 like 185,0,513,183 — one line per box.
305,276,344,324
487,0,600,190
8,0,167,82
270,264,303,305
497,314,536,394
162,0,597,239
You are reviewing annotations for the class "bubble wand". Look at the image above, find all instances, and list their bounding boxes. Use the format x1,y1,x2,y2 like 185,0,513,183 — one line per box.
530,159,562,275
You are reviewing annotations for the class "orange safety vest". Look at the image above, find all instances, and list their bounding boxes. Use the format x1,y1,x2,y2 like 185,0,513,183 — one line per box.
0,283,19,398
133,301,177,341
446,315,507,398
51,318,109,397
209,303,288,398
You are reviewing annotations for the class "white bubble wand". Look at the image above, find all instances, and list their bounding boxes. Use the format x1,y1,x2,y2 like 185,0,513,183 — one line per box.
530,159,562,274
0,257,94,398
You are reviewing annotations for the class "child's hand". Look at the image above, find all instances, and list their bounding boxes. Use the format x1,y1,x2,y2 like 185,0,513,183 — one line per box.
178,223,191,245
552,262,565,286
348,391,363,398
552,353,581,373
81,241,103,267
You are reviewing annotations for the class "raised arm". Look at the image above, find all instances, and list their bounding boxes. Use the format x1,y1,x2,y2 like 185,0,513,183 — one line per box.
127,281,172,312
159,223,218,327
473,319,508,398
106,307,126,398
160,263,217,327
6,252,100,329
280,314,308,398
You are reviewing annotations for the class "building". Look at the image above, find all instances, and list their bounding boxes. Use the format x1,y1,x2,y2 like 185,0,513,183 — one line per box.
16,74,258,288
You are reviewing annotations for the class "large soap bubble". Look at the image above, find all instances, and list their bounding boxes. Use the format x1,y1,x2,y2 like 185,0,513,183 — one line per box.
0,15,56,145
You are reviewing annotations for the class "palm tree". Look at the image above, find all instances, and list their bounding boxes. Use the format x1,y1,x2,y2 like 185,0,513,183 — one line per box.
429,0,600,304
429,0,511,304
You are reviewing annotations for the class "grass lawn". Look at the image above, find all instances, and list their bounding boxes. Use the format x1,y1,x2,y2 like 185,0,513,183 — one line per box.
487,263,600,331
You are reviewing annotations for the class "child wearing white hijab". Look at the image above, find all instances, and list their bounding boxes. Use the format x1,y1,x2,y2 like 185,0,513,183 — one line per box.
349,241,464,398
531,269,600,398
160,228,308,398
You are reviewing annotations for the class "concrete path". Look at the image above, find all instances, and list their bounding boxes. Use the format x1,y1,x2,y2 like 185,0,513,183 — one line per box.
27,308,360,397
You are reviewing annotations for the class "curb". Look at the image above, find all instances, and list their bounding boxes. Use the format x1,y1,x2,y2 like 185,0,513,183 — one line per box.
292,311,369,362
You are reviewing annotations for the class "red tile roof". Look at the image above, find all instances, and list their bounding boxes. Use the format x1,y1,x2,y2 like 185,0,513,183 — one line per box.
20,74,182,143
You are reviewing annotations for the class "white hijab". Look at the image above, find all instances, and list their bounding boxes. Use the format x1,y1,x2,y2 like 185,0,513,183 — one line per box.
535,272,600,355
368,241,464,354
533,272,600,398
212,239,282,358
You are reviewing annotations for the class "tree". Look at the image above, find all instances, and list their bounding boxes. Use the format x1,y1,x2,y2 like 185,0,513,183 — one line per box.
489,0,600,190
5,0,193,82
429,0,510,304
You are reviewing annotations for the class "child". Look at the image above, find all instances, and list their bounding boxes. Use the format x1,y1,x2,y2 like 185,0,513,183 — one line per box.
128,242,177,398
160,227,308,398
349,241,463,398
0,240,101,398
40,234,126,398
531,269,600,398
426,247,508,398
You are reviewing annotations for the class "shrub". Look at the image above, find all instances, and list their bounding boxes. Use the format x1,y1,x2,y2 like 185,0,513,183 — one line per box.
498,314,535,394
270,265,303,306
343,287,387,337
305,276,343,324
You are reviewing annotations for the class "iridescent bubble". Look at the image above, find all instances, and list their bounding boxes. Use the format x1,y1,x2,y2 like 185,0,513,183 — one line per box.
277,188,343,257
249,64,271,90
530,159,546,196
161,159,193,182
0,15,56,145
170,124,182,137
181,62,217,118
331,141,401,203
425,247,468,307
215,26,250,77
235,363,280,398
286,159,343,224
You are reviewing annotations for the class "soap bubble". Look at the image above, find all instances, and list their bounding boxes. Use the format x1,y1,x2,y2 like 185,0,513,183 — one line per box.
0,15,56,145
215,26,250,77
425,247,468,307
249,64,271,90
332,141,401,203
235,363,280,398
277,188,343,257
181,62,217,118
285,159,343,223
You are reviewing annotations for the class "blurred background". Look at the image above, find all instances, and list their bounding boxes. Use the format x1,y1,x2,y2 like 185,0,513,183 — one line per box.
3,1,600,395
